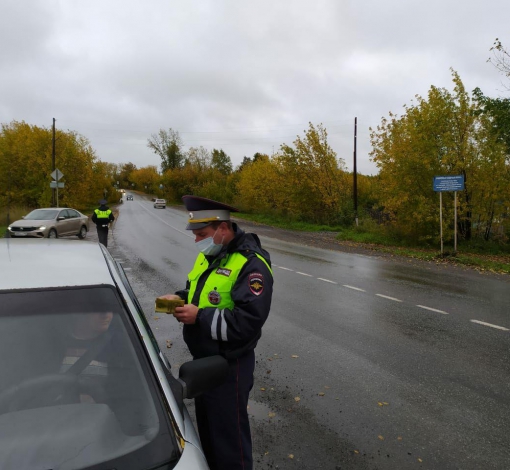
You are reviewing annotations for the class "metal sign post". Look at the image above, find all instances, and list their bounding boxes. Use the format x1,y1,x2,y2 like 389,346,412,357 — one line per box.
50,169,65,208
433,175,464,255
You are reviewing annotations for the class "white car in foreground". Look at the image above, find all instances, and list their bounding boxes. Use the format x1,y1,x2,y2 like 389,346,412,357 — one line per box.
0,239,227,470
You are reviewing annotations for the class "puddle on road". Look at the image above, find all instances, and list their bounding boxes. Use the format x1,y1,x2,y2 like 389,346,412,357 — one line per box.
247,400,274,420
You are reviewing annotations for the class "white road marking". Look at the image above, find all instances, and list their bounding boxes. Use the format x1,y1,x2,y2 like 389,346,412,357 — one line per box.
470,320,509,331
376,294,402,302
317,278,337,284
296,272,313,277
416,305,449,315
278,266,294,271
343,285,366,292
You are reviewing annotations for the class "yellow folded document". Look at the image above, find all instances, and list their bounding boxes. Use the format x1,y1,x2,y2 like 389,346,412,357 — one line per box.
155,297,185,314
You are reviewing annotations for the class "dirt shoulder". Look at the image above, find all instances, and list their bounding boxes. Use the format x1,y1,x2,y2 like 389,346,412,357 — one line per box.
232,216,510,281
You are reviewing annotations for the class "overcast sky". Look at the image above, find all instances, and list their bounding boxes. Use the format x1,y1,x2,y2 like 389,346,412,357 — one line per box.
1,0,508,175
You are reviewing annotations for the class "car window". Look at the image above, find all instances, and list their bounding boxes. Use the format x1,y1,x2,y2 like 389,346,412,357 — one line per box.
0,286,179,470
59,209,70,219
25,209,59,220
68,209,79,218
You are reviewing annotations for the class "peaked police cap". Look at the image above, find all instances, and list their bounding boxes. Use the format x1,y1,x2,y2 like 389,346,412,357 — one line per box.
182,195,239,230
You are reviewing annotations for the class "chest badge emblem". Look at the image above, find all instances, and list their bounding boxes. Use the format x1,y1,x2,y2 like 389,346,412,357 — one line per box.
208,290,221,305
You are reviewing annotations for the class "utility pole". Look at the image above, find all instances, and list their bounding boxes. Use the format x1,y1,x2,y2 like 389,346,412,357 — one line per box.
52,118,56,207
353,117,358,226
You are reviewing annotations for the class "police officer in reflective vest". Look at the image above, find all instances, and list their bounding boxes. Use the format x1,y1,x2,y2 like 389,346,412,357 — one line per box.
162,195,273,470
91,199,115,248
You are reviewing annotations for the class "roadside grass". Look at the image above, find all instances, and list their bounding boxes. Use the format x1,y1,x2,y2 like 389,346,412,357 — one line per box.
237,212,510,275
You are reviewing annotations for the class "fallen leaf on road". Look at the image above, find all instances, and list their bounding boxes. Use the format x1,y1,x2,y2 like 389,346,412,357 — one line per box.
378,435,384,440
268,412,276,418
294,397,300,402
291,355,299,358
318,392,325,396
288,454,294,459
260,387,266,391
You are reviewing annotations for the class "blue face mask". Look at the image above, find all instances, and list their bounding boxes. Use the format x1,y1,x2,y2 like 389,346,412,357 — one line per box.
196,228,224,256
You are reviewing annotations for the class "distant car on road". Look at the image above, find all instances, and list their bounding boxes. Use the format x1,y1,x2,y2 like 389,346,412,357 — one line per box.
8,208,89,239
154,199,166,209
126,194,133,201
0,239,228,470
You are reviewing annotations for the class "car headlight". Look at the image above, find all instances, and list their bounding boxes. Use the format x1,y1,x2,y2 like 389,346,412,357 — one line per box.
38,226,46,230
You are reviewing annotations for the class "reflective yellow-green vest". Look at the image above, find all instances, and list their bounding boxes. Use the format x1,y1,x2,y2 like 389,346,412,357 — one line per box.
94,209,112,219
188,252,272,310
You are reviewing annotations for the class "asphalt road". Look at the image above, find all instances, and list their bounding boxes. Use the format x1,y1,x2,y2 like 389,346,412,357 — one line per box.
100,195,510,470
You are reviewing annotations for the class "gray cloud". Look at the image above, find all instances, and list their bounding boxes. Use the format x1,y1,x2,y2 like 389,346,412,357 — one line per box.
1,0,508,175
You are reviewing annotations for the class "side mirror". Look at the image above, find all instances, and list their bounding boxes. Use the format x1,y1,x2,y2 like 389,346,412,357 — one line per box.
178,355,228,399
57,216,66,221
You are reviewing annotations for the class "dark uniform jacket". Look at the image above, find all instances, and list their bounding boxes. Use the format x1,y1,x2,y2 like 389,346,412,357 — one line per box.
91,204,115,227
177,224,273,360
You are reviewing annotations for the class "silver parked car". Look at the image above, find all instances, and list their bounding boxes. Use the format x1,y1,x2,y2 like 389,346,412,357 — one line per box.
0,239,227,470
8,208,90,239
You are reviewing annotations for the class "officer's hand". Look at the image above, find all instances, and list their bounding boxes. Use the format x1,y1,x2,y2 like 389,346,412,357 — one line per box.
174,304,199,324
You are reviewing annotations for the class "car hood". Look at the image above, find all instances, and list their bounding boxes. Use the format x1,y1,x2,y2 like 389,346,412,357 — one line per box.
10,218,54,227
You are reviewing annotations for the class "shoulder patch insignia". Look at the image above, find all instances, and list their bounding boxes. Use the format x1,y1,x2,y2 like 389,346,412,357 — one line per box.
248,272,264,296
216,267,232,277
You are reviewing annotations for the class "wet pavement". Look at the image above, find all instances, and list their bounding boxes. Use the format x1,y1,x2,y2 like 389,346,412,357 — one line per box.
94,199,510,470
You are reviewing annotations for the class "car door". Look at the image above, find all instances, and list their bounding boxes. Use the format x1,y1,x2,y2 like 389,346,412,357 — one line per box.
66,209,81,235
56,209,72,236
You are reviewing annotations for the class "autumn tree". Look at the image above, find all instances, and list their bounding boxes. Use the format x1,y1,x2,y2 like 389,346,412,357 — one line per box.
114,162,138,189
235,125,350,225
129,166,160,194
0,120,106,210
236,154,285,214
276,123,348,224
370,70,510,244
147,128,184,172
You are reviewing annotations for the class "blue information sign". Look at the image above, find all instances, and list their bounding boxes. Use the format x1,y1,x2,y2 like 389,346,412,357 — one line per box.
433,175,464,192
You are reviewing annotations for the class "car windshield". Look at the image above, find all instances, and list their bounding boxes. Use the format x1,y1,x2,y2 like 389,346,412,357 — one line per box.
0,286,179,470
24,209,59,220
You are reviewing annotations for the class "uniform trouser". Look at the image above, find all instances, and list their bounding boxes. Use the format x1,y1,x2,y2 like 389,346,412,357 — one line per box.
97,227,109,247
195,350,255,470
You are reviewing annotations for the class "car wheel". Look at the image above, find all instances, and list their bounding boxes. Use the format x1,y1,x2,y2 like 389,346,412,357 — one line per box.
78,225,87,239
48,229,58,239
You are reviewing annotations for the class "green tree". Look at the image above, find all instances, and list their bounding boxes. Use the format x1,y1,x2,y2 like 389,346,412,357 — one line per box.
211,149,233,175
473,88,510,154
147,128,184,172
